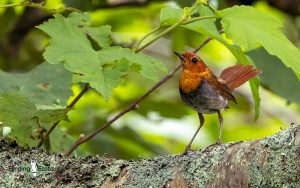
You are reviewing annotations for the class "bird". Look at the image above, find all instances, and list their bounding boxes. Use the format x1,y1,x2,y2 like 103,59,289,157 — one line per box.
174,51,261,155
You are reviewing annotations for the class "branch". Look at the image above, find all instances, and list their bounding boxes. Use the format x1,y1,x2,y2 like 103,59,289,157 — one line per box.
1,125,299,187
64,35,216,156
64,65,182,156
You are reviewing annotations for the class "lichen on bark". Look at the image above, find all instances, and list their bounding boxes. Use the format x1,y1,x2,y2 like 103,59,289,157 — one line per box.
0,126,299,187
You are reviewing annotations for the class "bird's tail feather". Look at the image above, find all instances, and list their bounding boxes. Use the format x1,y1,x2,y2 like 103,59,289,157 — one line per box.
219,64,261,91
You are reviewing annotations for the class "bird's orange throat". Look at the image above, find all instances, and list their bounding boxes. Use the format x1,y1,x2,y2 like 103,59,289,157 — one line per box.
179,68,213,93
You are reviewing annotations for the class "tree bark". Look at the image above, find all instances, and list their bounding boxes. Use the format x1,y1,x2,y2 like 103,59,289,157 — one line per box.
0,125,299,187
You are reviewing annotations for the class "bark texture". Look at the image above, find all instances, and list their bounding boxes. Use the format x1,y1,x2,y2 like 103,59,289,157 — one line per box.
0,126,299,188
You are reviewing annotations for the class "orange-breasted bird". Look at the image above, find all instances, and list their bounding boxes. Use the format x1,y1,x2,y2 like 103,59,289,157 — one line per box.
174,51,261,155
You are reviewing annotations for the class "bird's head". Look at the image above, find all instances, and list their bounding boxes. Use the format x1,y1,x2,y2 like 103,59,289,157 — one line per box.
174,51,207,73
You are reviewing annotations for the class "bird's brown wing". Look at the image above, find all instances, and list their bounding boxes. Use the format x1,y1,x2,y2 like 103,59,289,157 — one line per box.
206,74,237,104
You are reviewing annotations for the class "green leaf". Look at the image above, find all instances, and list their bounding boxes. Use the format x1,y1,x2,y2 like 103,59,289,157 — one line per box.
160,7,183,26
37,14,100,75
248,48,300,104
0,94,67,147
67,12,112,47
183,4,220,37
97,46,167,81
221,5,300,74
0,94,38,147
67,12,91,26
0,63,72,107
84,25,112,48
38,13,167,99
74,59,129,99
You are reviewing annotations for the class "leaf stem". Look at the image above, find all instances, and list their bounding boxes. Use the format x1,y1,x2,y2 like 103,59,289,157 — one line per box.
37,84,90,148
64,36,215,157
135,21,184,53
134,26,162,51
135,15,216,53
182,15,217,25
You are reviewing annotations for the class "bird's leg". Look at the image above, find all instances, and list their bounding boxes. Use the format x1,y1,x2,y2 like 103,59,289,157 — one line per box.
216,110,223,145
181,113,205,155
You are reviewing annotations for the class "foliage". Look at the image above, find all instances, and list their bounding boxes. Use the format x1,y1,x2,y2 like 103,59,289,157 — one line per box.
221,5,300,75
0,0,299,159
38,12,167,99
0,63,72,150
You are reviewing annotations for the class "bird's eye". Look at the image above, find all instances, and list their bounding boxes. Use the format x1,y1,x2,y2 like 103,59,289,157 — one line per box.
191,57,198,63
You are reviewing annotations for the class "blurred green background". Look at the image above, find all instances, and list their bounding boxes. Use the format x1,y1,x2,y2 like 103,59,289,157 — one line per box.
0,0,299,159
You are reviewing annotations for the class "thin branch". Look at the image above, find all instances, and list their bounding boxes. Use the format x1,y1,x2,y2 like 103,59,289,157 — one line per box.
37,84,90,148
0,1,81,13
66,84,90,110
64,65,182,156
64,35,215,156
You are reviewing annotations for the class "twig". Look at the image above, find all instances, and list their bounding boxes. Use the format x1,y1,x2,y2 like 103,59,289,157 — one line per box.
0,0,80,13
64,36,215,157
37,84,90,147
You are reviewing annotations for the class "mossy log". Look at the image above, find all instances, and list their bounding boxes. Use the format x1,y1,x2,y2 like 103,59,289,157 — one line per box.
0,126,299,187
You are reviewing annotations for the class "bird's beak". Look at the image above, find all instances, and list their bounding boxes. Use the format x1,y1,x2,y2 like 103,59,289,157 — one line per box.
173,51,185,61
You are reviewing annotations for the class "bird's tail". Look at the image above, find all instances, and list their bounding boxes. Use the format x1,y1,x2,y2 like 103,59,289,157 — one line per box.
219,64,261,91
